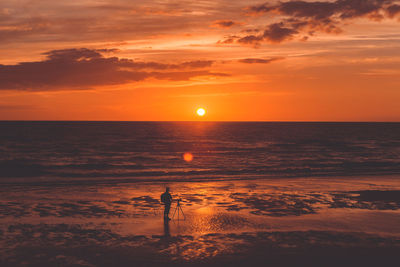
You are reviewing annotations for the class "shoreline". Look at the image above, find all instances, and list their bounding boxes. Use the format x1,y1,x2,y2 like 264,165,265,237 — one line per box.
1,172,400,187
1,176,399,266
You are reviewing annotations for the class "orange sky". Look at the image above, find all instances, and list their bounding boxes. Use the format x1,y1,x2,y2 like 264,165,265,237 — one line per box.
1,0,400,121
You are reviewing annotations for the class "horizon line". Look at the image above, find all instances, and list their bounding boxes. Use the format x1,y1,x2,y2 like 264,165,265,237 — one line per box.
0,120,399,123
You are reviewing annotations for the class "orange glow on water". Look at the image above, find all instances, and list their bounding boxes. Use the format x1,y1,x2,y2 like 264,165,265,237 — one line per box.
183,152,193,162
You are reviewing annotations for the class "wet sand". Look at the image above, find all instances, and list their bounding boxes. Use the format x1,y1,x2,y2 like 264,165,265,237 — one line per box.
1,176,400,266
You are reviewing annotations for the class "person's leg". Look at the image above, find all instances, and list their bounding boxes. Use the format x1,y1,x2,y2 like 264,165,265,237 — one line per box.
164,204,171,219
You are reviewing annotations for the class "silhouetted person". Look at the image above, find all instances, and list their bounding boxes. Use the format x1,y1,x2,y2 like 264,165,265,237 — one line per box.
161,187,172,220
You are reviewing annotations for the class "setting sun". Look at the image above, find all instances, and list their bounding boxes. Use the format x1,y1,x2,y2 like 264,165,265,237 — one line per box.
183,152,193,162
2,0,400,266
197,108,206,117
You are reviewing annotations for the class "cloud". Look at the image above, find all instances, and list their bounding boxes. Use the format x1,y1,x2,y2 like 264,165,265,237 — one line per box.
212,20,237,28
0,1,248,45
0,17,51,41
221,0,400,46
236,23,300,46
262,23,299,43
237,35,264,45
151,71,229,81
0,48,224,91
217,35,241,44
238,57,284,64
387,4,400,17
248,0,398,19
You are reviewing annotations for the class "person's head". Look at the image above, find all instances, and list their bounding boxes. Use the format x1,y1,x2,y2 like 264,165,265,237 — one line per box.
166,187,170,192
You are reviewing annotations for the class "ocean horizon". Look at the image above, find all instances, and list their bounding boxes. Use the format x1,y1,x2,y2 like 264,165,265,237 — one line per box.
1,121,399,184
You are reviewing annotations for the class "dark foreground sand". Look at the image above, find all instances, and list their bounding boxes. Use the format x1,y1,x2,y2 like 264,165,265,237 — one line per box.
1,177,399,266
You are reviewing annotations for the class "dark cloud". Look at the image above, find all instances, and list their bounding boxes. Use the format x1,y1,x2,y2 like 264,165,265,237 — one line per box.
237,35,264,46
212,20,237,28
179,60,214,68
249,0,397,19
0,48,222,91
263,23,299,43
238,57,284,64
250,1,337,20
237,23,299,46
387,4,400,17
217,35,240,44
223,0,400,46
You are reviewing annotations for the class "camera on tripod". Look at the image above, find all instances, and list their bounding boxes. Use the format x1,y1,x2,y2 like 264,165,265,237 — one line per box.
173,198,185,220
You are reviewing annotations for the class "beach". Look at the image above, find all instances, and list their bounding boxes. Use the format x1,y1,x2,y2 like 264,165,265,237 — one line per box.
1,122,399,266
1,176,399,266
2,0,400,264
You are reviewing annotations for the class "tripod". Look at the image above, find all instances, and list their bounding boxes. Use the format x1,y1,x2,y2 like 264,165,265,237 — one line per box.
172,199,185,221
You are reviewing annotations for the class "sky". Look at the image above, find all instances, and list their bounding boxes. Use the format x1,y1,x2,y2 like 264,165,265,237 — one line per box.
0,0,400,121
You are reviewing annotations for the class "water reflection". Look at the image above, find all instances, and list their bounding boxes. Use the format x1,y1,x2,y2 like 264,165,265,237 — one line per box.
163,219,170,238
1,178,400,266
1,178,400,237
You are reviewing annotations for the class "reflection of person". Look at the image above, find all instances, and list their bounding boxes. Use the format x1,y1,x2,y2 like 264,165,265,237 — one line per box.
163,218,170,237
160,187,173,220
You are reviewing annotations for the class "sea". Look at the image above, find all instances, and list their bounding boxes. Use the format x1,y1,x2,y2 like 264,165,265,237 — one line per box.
1,121,399,184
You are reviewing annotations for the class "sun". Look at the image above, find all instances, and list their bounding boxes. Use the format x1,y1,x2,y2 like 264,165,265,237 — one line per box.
196,108,206,117
183,152,193,162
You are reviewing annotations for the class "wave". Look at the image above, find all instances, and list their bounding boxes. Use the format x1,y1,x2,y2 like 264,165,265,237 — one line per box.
1,122,399,184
